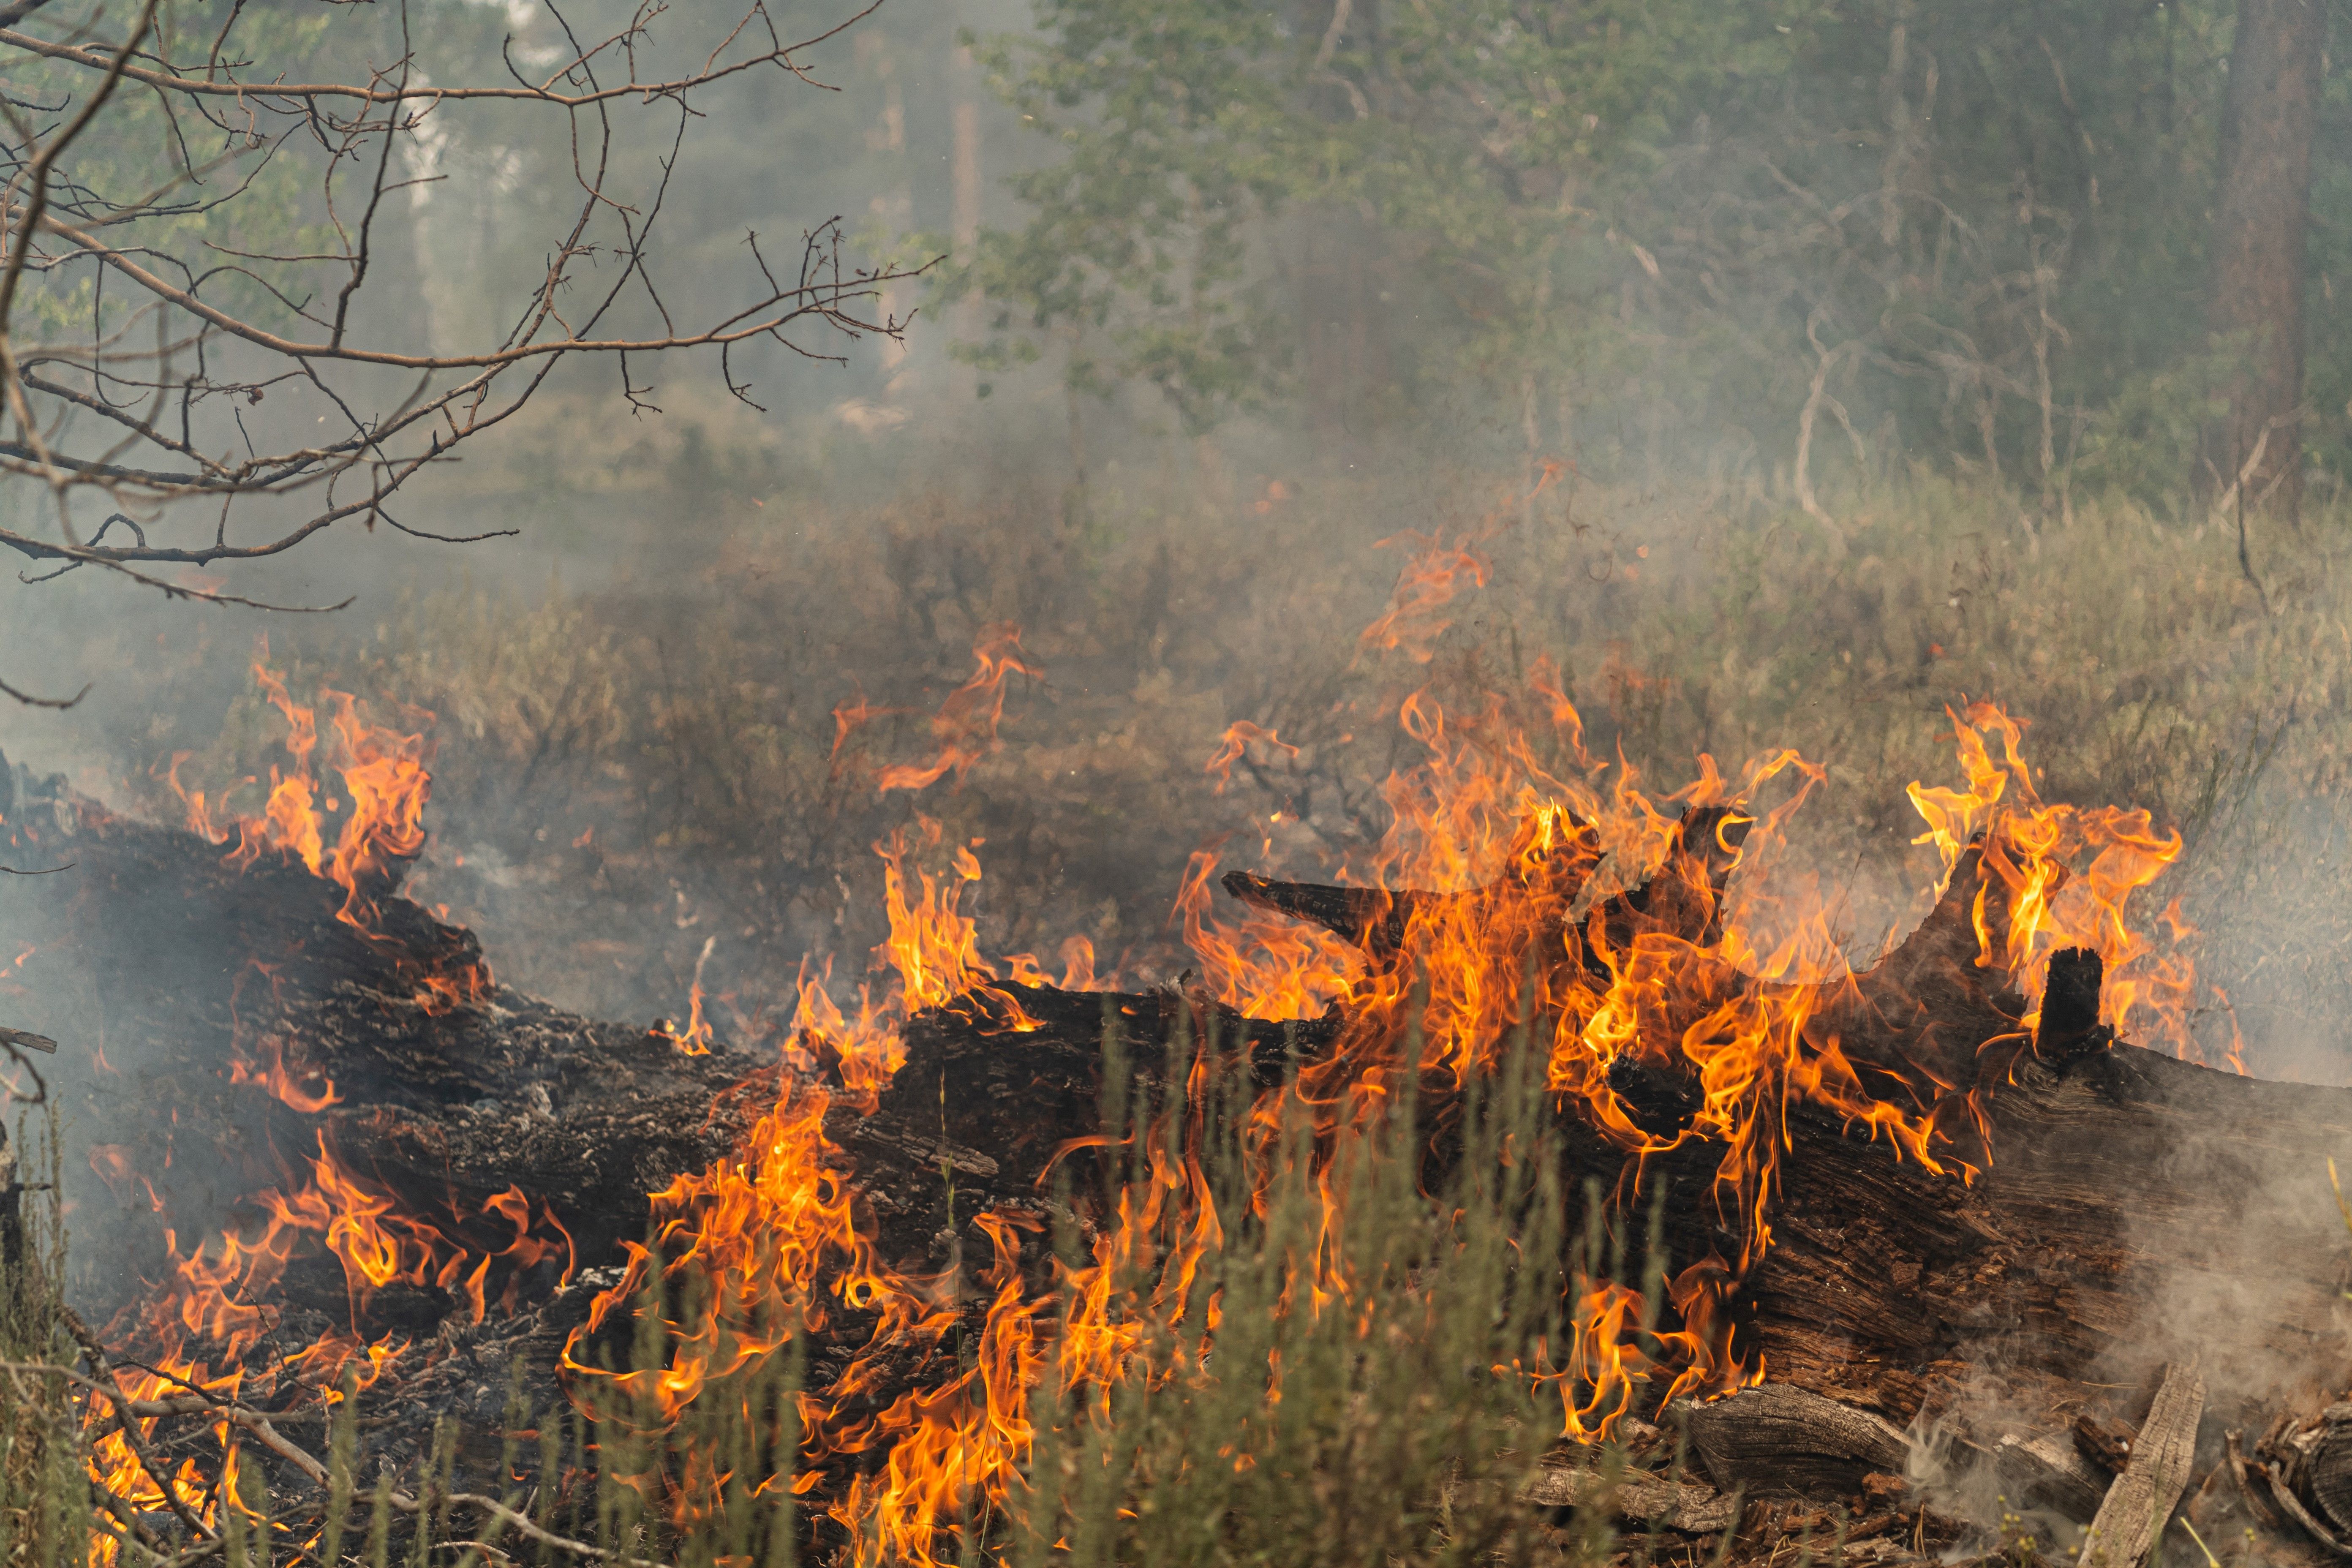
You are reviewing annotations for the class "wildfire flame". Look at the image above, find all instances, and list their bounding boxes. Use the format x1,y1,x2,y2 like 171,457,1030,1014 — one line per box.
89,658,569,1558
85,1124,572,1563
560,520,2215,1565
169,647,490,1008
871,624,1040,794
109,512,2213,1567
1907,699,2198,1056
657,934,720,1055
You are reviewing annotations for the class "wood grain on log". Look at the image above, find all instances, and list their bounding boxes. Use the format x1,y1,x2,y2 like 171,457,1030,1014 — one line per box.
1992,1430,2110,1521
1524,1462,1742,1532
1680,1384,1913,1498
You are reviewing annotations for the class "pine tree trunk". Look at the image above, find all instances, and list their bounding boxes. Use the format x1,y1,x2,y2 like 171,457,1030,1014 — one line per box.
2202,0,2325,520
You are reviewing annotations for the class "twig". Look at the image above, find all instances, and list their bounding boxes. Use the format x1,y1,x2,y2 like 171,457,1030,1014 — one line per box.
0,672,89,708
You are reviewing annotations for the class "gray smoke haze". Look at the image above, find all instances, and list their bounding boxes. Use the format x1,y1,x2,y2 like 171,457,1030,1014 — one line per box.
8,2,2352,1507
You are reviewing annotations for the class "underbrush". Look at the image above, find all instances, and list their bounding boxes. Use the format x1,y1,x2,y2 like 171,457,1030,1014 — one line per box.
17,455,2349,1563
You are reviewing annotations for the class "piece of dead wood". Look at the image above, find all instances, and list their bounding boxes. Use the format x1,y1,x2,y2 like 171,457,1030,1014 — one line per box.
1680,1384,1914,1498
2081,1358,2203,1568
1524,1462,1741,1533
2072,1413,2135,1478
1993,1429,2110,1521
2249,1417,2352,1559
2183,1431,2338,1568
0,1024,55,1054
2273,1404,2352,1541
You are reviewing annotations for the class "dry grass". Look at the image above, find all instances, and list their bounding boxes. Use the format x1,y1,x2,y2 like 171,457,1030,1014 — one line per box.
128,457,2352,1081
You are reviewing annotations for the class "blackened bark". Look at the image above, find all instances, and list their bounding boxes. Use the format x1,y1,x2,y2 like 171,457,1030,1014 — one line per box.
2203,0,2326,520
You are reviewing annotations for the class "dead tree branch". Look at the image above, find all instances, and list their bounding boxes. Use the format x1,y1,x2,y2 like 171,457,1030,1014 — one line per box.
0,0,931,701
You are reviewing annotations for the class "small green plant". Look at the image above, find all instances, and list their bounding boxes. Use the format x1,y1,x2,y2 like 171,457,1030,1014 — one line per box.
1004,1009,1579,1568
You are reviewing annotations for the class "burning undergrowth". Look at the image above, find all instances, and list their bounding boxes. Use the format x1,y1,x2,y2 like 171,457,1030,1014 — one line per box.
0,520,2269,1568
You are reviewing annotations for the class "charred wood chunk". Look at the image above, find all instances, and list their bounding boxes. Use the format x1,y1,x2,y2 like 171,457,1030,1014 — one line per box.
1220,870,1420,955
1994,1431,2111,1522
2072,1412,2136,1478
0,1026,55,1056
1606,1054,1703,1141
2270,1402,2352,1542
2181,1431,2340,1568
2038,947,2110,1060
1679,1384,1913,1500
2304,1412,2352,1539
1523,1462,1740,1533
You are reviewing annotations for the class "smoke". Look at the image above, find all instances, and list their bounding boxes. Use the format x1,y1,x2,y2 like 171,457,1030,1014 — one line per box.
13,10,2352,1494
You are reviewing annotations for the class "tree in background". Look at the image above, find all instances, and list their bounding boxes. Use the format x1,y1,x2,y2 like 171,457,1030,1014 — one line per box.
0,0,922,706
2203,0,2326,521
938,0,2341,523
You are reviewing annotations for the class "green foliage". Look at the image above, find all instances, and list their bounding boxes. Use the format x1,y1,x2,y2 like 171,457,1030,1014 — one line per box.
1009,1010,1579,1568
937,0,1309,431
942,0,2292,491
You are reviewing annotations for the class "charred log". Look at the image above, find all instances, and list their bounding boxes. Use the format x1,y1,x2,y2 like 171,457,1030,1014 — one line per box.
1679,1383,1913,1499
19,773,2352,1555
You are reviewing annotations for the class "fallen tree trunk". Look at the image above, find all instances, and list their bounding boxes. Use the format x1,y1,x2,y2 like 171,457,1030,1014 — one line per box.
868,844,2352,1539
882,858,2352,1437
12,769,2352,1552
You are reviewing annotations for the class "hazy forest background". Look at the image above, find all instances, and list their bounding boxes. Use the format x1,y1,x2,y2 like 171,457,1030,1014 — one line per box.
3,0,2349,1083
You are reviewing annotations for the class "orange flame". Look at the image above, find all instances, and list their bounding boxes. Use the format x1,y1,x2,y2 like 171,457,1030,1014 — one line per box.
84,1124,575,1563
656,935,720,1055
226,1032,340,1113
174,649,491,1008
1204,721,1300,793
874,625,1040,793
1356,528,1491,664
1907,700,2196,1055
116,533,2212,1567
553,524,2219,1565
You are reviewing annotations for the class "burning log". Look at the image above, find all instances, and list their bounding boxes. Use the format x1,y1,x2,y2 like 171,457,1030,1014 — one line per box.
36,810,756,1247
870,838,2352,1547
18,730,2352,1563
0,772,768,1437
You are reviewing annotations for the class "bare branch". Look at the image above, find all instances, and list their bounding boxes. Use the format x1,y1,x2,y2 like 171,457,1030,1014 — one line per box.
0,0,915,651
0,0,884,109
33,207,916,370
0,672,87,707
